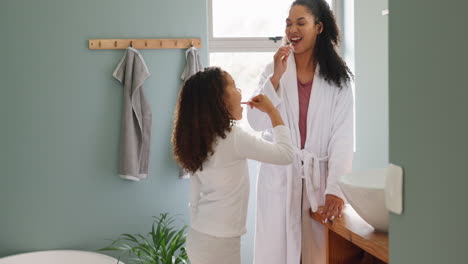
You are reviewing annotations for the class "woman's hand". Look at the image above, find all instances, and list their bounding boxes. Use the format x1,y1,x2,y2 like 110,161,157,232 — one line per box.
318,194,344,222
271,45,293,90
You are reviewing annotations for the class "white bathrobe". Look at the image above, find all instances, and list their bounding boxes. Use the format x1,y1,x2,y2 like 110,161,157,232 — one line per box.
247,55,354,264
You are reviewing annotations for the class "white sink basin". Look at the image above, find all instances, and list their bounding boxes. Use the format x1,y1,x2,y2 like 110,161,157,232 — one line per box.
339,168,389,232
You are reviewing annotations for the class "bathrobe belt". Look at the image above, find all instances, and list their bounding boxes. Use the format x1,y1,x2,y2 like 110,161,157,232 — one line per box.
294,147,329,212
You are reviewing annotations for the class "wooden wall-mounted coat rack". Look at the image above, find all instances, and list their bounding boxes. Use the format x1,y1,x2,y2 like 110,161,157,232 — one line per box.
88,38,202,50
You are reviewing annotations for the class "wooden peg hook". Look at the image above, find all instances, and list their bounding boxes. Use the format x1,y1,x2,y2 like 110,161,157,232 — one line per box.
88,38,201,50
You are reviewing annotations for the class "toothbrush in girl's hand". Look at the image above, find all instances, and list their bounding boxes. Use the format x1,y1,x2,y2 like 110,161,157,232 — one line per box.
241,102,252,108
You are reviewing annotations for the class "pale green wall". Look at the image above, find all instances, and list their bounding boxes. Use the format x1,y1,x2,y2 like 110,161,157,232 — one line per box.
353,0,389,170
0,0,208,258
389,1,468,263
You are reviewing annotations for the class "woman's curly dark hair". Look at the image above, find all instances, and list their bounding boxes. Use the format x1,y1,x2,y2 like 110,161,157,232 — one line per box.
172,67,234,174
292,0,353,88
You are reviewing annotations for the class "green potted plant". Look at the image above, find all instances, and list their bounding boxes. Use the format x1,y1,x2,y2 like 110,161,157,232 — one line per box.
98,213,189,264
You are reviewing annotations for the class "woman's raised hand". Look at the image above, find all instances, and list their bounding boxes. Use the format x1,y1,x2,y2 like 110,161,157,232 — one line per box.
271,45,293,90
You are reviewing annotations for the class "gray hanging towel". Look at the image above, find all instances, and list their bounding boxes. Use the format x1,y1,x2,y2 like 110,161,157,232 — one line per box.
113,47,152,181
180,46,203,81
178,46,203,179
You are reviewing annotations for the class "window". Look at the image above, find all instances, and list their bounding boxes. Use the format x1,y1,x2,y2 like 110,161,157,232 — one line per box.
211,0,293,38
208,0,291,130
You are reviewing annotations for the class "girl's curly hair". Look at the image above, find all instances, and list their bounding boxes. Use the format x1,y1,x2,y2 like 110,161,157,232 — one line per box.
172,67,234,174
292,0,353,88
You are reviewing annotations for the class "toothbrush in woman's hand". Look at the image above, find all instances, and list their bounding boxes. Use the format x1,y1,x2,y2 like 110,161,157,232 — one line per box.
280,42,293,61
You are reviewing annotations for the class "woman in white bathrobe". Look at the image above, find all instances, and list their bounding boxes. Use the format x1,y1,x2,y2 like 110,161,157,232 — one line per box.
247,1,354,263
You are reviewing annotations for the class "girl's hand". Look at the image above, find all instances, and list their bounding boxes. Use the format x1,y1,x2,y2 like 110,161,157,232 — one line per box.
245,94,275,114
244,94,284,127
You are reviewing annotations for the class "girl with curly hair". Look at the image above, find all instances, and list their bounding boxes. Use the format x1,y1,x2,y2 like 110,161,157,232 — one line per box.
172,67,293,264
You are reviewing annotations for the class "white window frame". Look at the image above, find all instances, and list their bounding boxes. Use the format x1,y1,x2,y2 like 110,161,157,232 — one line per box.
207,0,342,54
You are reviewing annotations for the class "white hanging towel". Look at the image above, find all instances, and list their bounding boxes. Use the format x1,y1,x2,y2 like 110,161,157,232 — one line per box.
178,46,204,179
113,47,152,181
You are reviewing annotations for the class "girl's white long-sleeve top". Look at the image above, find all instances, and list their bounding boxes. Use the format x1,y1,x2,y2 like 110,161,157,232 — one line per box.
189,124,293,238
